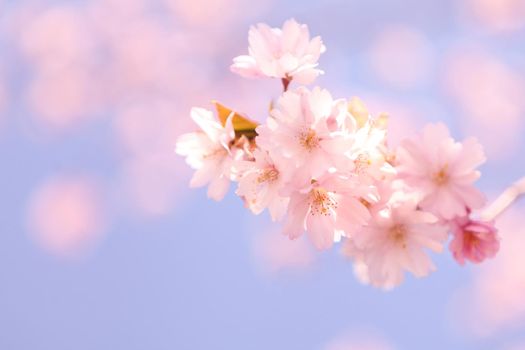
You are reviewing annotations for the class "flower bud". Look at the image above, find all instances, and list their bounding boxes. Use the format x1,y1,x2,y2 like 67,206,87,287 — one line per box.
449,216,499,265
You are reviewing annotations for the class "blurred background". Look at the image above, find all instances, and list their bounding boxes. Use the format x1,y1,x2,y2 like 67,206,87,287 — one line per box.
1,0,525,348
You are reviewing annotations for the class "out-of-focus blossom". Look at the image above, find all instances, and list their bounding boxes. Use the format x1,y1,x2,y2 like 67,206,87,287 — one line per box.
166,0,236,26
18,6,96,72
449,215,499,265
252,228,315,274
231,19,326,84
323,329,395,350
165,0,269,28
396,123,486,219
0,77,6,132
443,50,525,159
257,87,349,178
176,107,240,201
503,342,525,350
368,25,434,89
113,100,187,156
101,17,184,95
113,100,193,217
236,149,289,221
26,176,107,257
352,201,447,289
118,154,189,217
15,6,103,131
27,68,100,130
14,1,210,134
90,0,149,23
460,0,525,33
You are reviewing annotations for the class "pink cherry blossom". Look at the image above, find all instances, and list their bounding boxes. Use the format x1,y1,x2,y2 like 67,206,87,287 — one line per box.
231,18,326,84
396,123,486,219
449,215,500,265
176,107,240,201
352,201,448,289
256,87,350,178
347,118,395,182
364,178,419,216
283,174,374,250
235,149,290,221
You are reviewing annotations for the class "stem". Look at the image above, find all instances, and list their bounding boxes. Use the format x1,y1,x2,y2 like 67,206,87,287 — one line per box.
281,76,291,92
481,176,525,221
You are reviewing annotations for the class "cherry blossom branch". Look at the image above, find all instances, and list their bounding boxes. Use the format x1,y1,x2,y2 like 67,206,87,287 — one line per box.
178,18,503,289
481,176,525,221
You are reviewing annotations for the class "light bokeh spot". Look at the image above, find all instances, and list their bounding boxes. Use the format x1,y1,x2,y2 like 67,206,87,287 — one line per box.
252,229,315,274
443,50,525,160
460,0,525,33
368,25,434,89
324,329,395,350
27,176,107,258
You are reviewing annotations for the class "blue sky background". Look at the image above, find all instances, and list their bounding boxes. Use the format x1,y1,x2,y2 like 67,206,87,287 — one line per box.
1,0,525,348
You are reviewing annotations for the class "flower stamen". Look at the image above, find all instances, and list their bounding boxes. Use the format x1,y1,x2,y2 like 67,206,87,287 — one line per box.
257,167,279,184
389,224,407,249
310,188,338,216
354,153,372,174
433,165,449,186
298,129,320,151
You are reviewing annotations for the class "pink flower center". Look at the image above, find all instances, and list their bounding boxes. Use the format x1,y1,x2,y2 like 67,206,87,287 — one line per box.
354,153,371,174
389,224,407,249
257,167,279,183
298,129,320,151
463,230,480,250
310,188,338,216
433,165,449,186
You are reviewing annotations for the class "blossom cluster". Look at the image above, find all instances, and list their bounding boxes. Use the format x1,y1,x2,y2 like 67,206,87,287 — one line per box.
176,19,500,289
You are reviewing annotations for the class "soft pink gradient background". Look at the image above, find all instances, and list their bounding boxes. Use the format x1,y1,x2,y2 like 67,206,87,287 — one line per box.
1,0,525,349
